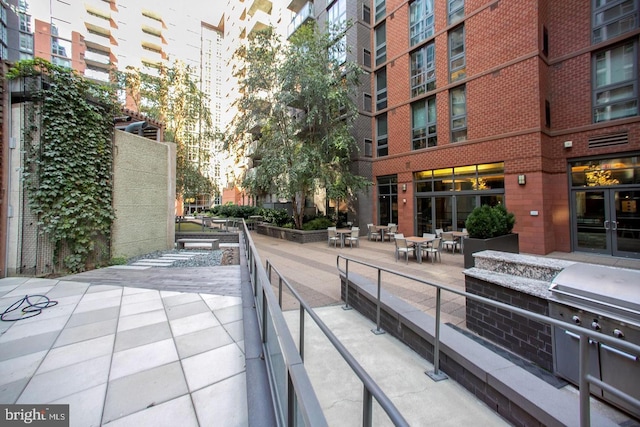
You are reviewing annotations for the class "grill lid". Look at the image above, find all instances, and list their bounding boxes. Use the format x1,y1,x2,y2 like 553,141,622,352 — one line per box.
550,263,640,320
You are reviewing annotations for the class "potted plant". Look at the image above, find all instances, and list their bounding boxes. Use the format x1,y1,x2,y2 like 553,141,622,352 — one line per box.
463,204,518,268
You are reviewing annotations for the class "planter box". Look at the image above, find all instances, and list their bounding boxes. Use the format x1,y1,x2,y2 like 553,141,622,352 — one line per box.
463,233,519,268
257,224,327,244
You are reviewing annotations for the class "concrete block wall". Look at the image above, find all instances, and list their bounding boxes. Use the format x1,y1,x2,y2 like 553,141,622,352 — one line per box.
111,130,176,259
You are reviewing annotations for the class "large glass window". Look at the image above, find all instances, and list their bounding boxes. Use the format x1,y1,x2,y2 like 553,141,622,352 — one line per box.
409,0,435,46
449,25,466,82
592,0,638,43
448,0,464,24
376,67,387,110
328,0,347,64
593,40,638,122
412,97,437,150
450,85,467,142
378,175,398,225
376,114,388,157
375,0,386,22
375,22,387,65
410,43,435,97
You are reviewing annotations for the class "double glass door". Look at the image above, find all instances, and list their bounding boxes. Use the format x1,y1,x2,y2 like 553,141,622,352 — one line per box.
573,189,640,257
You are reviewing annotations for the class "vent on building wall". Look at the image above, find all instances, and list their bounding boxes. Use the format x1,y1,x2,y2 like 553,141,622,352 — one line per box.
588,132,628,149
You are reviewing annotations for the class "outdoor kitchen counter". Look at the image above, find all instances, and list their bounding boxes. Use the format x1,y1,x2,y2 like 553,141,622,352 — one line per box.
464,250,576,299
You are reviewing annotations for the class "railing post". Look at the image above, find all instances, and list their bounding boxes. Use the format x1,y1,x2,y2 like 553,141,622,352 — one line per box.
279,277,283,308
342,258,352,310
579,333,591,427
363,386,373,427
426,288,448,381
299,305,305,361
371,268,385,335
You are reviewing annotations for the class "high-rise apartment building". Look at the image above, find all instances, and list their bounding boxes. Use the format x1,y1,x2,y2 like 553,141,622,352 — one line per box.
370,0,640,258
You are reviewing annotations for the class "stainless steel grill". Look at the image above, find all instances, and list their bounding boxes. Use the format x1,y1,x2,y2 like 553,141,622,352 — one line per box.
549,263,640,419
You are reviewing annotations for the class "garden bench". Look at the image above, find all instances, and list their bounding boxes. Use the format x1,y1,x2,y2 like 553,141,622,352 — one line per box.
176,238,219,250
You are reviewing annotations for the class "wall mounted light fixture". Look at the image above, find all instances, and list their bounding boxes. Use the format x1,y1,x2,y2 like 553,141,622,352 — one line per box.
402,198,407,204
402,183,407,191
518,174,526,185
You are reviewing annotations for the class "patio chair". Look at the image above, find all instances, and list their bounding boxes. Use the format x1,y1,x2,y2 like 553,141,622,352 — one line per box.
368,224,381,241
385,224,398,241
327,227,340,248
394,237,415,264
345,227,360,248
421,237,442,264
441,232,459,253
435,228,444,237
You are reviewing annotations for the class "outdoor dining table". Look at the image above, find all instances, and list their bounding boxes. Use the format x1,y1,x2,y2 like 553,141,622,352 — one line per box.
376,225,390,242
212,218,229,231
452,231,469,253
405,235,435,264
335,228,352,248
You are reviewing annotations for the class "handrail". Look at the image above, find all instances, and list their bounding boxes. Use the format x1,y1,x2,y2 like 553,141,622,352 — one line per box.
265,260,410,427
336,254,640,427
241,221,326,426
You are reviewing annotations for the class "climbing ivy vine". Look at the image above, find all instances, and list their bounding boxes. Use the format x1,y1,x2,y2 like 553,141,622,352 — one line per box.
8,59,120,272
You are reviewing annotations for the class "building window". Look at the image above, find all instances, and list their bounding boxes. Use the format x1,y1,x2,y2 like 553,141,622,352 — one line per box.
412,97,437,150
592,0,638,44
375,0,386,22
364,138,373,157
363,48,371,68
364,93,372,112
375,22,386,65
363,4,371,24
593,40,638,122
450,85,467,142
545,99,551,128
19,13,30,32
410,42,435,97
449,25,466,82
448,0,464,24
409,0,434,46
376,114,388,157
542,26,549,57
328,0,347,64
376,67,387,110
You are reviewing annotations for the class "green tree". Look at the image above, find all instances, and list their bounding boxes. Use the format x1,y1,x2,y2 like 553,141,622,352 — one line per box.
226,23,370,229
117,61,217,202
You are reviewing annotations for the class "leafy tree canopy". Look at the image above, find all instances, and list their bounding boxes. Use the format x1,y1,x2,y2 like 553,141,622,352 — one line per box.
226,23,371,229
116,61,216,200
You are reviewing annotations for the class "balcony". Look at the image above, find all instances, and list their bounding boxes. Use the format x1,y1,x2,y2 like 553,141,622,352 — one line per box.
287,0,308,13
247,0,272,16
287,1,314,38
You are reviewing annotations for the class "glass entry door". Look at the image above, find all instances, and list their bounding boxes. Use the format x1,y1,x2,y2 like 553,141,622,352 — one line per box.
573,190,640,257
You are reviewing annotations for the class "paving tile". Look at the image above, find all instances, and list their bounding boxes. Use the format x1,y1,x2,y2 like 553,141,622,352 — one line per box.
74,295,122,314
174,325,234,359
45,281,89,299
122,287,155,296
213,304,243,325
118,298,164,317
0,314,69,343
168,311,220,337
66,306,120,328
191,372,248,427
2,285,57,299
102,362,188,424
164,300,210,321
223,319,244,343
121,291,161,306
51,383,106,427
17,354,111,404
0,298,76,324
80,288,123,302
86,284,123,294
0,377,30,404
114,322,172,352
110,338,178,380
101,394,198,427
161,293,202,307
181,343,245,392
201,294,242,311
54,318,118,348
0,350,48,387
117,309,167,332
0,330,59,362
37,335,115,374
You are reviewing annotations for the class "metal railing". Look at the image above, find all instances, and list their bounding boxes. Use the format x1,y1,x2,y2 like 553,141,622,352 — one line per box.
242,223,409,426
336,254,640,427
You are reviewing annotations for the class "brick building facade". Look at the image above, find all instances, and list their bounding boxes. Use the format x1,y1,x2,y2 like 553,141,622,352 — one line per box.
369,0,640,258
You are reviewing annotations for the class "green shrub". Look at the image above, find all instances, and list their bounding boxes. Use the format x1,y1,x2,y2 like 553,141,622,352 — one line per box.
465,204,515,239
210,203,261,219
302,217,335,230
